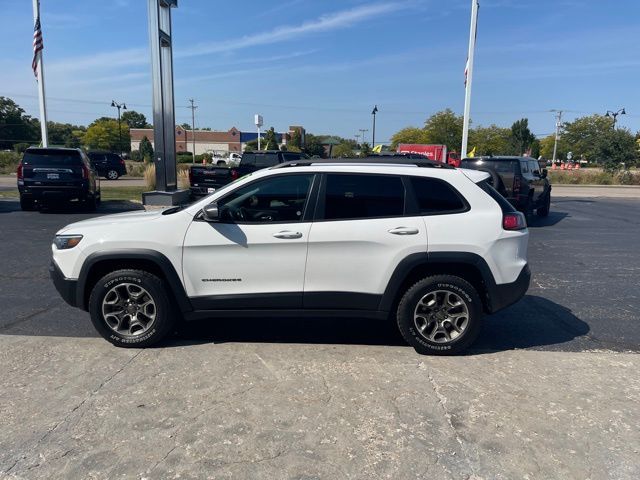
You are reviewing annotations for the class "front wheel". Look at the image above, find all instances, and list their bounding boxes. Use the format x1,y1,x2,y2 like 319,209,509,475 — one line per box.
106,169,119,180
88,269,176,347
396,275,482,355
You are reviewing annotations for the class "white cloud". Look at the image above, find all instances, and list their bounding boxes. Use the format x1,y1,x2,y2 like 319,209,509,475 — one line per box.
180,2,410,58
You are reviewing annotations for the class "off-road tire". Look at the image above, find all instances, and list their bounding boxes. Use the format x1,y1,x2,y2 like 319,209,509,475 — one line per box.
396,275,482,355
19,195,35,211
537,193,550,217
88,269,176,348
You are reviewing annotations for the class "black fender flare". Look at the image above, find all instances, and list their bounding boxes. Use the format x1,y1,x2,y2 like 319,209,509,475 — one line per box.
378,252,500,313
76,249,192,313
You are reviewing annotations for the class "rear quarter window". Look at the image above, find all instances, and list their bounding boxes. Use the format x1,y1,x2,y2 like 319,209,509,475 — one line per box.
409,177,468,214
477,180,516,213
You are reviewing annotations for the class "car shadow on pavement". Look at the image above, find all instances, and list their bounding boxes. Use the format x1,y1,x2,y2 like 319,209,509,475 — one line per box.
527,210,569,228
169,295,590,353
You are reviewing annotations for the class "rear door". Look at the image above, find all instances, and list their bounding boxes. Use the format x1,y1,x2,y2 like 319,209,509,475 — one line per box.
303,173,427,309
22,150,84,187
528,159,544,203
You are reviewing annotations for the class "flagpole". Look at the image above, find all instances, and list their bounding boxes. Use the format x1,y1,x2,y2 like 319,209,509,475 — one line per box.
461,0,478,159
32,0,48,147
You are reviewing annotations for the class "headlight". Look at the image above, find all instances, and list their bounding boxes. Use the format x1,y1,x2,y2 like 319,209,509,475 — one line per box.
53,235,83,250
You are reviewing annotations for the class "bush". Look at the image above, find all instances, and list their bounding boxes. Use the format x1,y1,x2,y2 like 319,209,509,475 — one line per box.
126,161,147,177
144,164,156,190
130,150,142,162
178,169,189,189
13,143,31,154
0,151,21,174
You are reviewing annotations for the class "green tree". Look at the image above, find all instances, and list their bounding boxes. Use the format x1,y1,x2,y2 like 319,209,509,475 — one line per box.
509,118,536,155
180,122,191,130
263,127,280,150
84,119,130,152
360,142,372,157
423,109,463,152
0,97,39,149
289,128,302,149
390,127,428,148
332,142,356,158
139,136,154,162
539,135,565,160
303,134,326,157
561,114,634,164
121,110,150,129
45,121,86,147
468,125,511,156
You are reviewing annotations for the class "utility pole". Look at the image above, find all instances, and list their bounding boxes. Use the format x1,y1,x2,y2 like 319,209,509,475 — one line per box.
550,109,563,163
188,99,197,163
371,105,378,148
111,100,127,155
359,128,369,145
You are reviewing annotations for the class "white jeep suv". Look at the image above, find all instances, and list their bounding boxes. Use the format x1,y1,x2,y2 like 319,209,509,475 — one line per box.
50,159,530,355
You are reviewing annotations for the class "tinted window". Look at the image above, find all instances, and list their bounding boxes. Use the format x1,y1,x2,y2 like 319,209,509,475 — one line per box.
218,174,313,223
529,160,539,175
107,154,122,163
22,150,82,167
323,174,404,220
410,177,466,214
461,159,518,174
520,161,529,173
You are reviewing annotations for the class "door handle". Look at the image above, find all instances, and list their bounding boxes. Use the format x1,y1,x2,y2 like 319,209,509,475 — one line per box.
388,227,419,235
273,231,303,239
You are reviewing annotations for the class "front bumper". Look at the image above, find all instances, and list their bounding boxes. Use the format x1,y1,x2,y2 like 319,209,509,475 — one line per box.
487,264,531,313
49,260,79,308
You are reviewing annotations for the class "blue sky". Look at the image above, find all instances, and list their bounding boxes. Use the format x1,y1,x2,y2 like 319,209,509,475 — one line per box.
1,0,639,144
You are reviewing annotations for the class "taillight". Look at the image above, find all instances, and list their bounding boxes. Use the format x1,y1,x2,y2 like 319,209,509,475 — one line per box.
82,164,89,179
188,168,193,184
231,169,239,180
512,175,522,193
120,159,125,167
17,163,23,180
503,212,527,231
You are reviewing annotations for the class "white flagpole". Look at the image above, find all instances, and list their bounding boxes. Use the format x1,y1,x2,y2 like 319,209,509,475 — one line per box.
461,0,478,159
32,0,48,147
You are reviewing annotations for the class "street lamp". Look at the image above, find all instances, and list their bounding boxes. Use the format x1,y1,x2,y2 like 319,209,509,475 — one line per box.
371,105,378,148
605,108,626,129
111,100,127,154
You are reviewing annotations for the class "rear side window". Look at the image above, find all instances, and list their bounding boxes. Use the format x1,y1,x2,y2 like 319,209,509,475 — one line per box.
409,177,467,214
323,174,405,220
255,154,280,168
22,150,82,167
477,180,515,213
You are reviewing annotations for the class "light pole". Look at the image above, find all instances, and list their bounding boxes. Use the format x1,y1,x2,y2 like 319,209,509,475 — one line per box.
111,100,127,154
354,134,361,145
605,108,626,129
255,114,263,150
371,105,378,148
188,99,197,163
359,128,369,146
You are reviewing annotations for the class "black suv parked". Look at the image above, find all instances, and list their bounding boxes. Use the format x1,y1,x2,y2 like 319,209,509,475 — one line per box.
87,151,127,180
17,148,101,211
460,156,551,217
234,151,309,177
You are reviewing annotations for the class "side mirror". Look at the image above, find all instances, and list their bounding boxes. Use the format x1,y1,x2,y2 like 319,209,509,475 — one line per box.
202,202,219,222
541,169,548,179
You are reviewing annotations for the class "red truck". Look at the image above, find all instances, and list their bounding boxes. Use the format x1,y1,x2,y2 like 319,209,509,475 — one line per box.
397,144,461,167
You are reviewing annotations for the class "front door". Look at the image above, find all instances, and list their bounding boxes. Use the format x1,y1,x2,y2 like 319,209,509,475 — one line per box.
182,173,316,309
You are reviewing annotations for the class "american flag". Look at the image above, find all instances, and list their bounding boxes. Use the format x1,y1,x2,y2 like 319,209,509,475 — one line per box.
32,16,43,78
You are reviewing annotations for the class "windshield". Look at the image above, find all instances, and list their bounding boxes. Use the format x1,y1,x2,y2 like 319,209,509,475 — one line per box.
461,159,518,174
23,150,82,167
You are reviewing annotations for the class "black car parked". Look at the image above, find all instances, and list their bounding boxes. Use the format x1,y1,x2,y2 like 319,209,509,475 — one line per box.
234,151,309,177
87,151,127,180
17,148,101,211
460,156,551,217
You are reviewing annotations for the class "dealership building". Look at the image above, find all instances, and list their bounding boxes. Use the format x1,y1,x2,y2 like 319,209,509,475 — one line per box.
130,125,305,155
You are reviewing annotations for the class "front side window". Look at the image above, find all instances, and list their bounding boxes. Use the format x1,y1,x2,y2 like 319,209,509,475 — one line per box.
323,174,404,220
410,177,467,214
217,174,313,223
529,160,540,175
520,161,529,173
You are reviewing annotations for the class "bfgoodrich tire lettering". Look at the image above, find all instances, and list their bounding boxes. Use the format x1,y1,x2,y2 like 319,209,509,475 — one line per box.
396,275,482,355
88,269,176,348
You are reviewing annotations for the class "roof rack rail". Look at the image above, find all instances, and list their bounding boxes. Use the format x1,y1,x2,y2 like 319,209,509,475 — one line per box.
272,157,454,170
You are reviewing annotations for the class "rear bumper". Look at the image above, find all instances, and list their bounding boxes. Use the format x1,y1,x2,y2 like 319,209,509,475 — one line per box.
49,260,79,308
487,264,530,313
20,185,87,200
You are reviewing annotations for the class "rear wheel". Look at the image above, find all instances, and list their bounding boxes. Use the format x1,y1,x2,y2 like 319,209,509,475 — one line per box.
19,195,35,211
396,275,482,355
88,269,176,347
537,193,551,217
106,169,119,180
83,194,98,212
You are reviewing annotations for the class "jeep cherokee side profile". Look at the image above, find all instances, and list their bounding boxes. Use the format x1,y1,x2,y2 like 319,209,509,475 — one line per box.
50,159,530,355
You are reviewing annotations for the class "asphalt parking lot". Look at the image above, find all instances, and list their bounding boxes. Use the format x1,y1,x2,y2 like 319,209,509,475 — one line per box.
1,196,639,479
